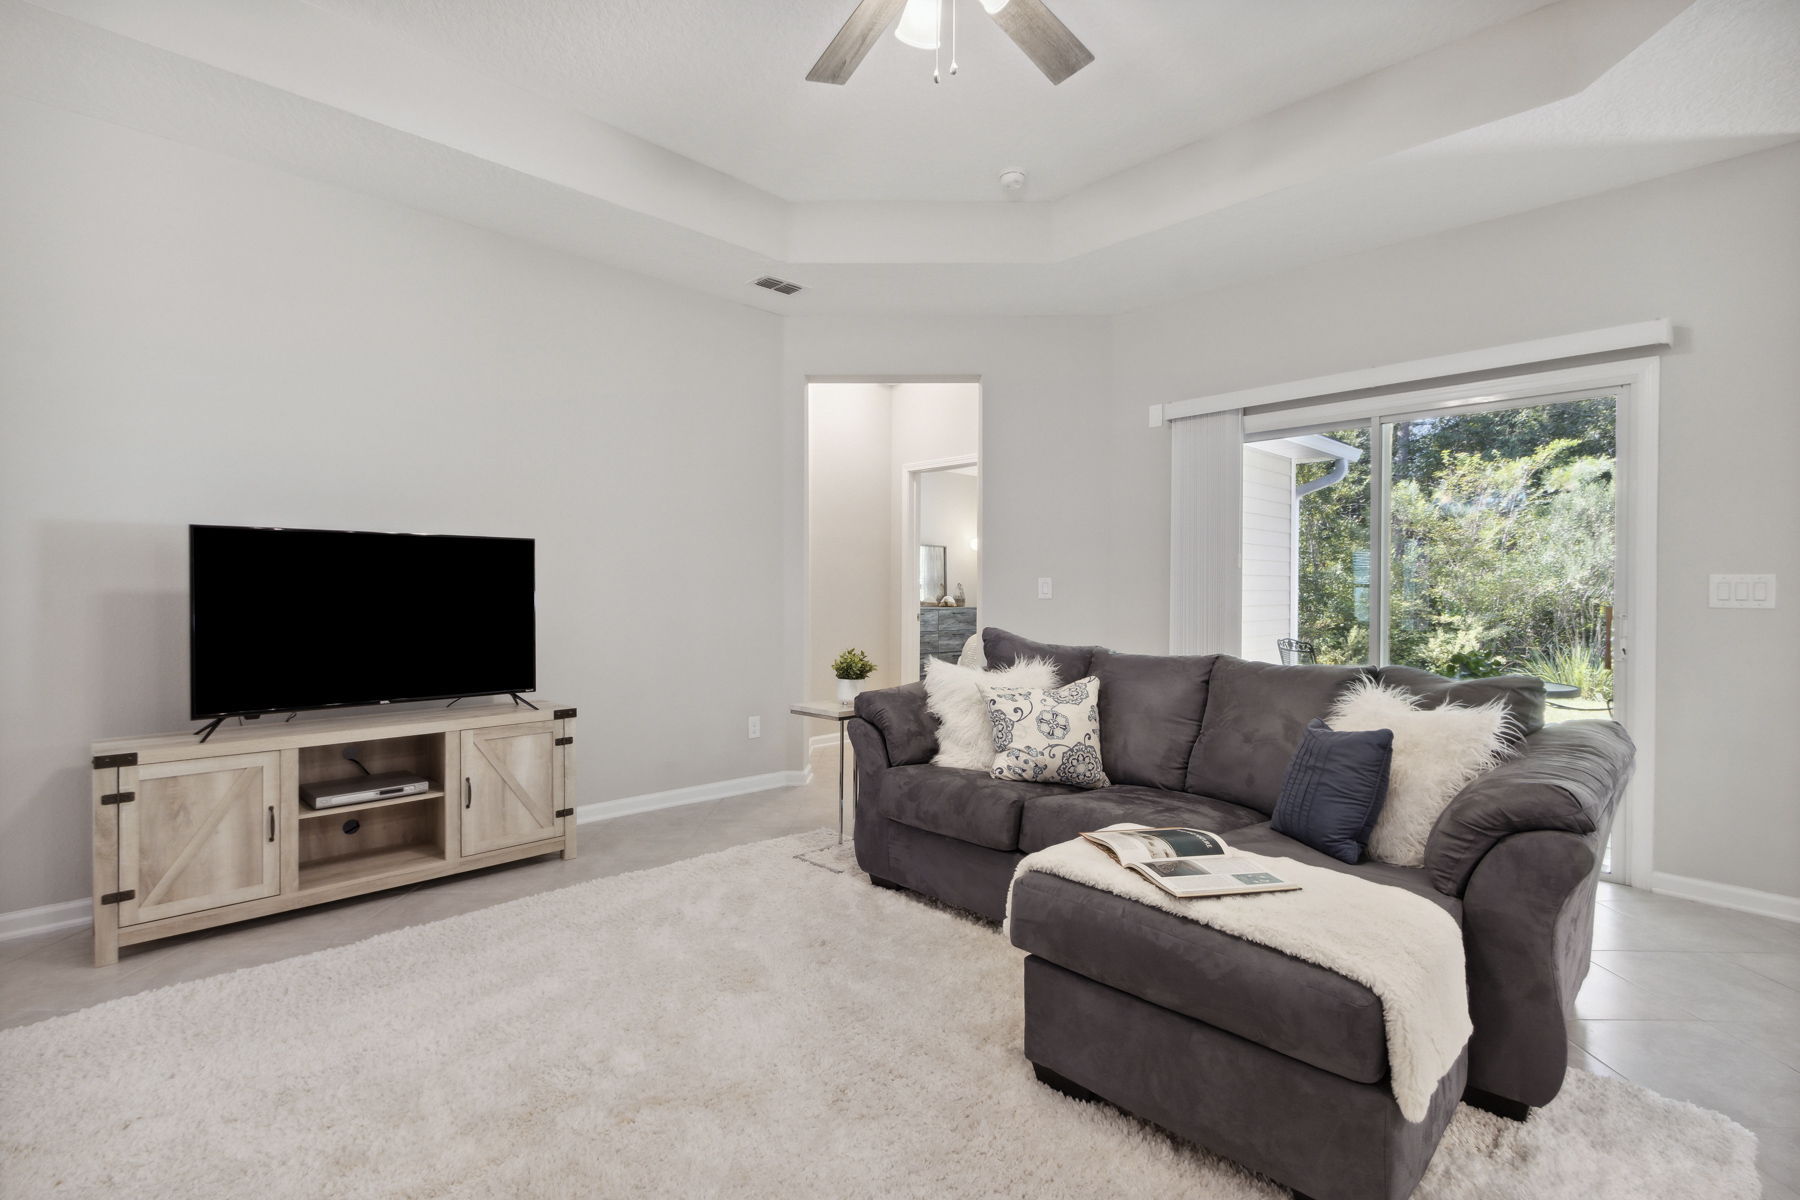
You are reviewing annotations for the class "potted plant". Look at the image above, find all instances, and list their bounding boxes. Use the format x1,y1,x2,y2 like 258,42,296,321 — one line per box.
831,648,876,704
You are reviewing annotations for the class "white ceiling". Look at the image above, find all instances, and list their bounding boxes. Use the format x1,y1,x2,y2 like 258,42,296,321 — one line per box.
5,0,1798,315
299,0,1556,203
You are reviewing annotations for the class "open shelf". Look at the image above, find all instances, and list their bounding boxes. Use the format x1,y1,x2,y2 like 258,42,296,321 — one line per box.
297,844,445,893
297,789,446,820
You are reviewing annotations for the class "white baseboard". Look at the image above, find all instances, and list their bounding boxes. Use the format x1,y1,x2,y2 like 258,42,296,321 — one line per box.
809,732,841,753
1649,871,1800,924
576,768,812,824
0,897,90,942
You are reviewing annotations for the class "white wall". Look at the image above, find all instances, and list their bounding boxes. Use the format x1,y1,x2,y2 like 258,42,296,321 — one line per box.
805,383,895,697
1114,142,1800,902
1241,447,1296,663
0,95,788,918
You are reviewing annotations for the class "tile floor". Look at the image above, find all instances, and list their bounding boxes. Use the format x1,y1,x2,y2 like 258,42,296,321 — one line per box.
3,748,1795,1196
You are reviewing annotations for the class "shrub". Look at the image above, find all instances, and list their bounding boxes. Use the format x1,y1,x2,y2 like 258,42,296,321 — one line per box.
1515,643,1613,701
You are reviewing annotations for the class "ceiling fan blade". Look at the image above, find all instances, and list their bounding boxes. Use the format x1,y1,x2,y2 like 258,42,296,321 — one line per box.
807,0,909,85
986,0,1094,85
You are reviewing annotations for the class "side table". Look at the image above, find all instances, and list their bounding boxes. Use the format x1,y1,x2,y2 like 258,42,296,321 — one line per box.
790,701,857,844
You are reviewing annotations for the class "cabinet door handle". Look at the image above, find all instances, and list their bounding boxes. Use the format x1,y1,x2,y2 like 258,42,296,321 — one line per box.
464,777,473,809
267,805,275,843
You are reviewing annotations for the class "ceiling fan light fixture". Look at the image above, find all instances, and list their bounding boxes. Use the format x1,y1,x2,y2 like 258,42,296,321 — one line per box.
894,0,941,49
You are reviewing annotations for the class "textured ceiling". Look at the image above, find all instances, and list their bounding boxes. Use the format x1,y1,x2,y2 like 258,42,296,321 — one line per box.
302,0,1556,202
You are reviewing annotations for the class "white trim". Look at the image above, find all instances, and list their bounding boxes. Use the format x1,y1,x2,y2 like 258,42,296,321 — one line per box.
1613,359,1658,889
1648,872,1800,925
809,731,840,753
1244,359,1667,436
1162,320,1672,424
0,897,90,942
576,769,811,824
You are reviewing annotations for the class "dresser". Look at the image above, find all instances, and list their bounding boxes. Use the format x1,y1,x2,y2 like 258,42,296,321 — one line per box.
919,606,978,675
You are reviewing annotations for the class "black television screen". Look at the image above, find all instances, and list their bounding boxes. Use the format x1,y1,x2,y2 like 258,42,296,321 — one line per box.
189,525,535,719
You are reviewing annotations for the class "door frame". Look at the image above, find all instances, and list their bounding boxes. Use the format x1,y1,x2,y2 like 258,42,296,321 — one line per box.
1244,357,1659,886
900,455,981,683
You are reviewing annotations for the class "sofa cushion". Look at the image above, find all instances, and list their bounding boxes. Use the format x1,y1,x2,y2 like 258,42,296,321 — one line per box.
1089,648,1216,790
982,627,1096,686
924,656,1059,771
1010,870,1391,1083
1225,823,1460,918
1376,665,1546,740
1183,656,1366,814
1271,719,1393,864
879,764,1078,852
1019,785,1262,854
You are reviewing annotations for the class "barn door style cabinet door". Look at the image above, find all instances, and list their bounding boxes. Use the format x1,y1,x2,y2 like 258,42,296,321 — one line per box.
115,752,283,926
459,722,570,857
90,702,576,966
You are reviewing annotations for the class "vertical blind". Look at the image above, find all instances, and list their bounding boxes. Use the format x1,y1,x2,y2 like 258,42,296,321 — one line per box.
1168,408,1244,654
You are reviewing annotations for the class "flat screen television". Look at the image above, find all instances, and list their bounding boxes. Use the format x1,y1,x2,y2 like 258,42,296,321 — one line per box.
189,524,535,720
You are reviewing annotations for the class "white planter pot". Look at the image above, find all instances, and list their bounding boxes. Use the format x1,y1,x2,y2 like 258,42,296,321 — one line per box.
835,678,862,704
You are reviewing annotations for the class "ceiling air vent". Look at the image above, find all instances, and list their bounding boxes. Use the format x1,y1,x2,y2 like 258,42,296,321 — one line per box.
752,275,804,296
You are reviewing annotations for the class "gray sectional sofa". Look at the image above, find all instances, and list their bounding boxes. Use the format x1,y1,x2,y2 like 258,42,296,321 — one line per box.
847,628,1635,1144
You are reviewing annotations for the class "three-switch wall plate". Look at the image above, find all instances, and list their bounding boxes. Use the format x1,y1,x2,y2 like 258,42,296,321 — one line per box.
1709,574,1777,609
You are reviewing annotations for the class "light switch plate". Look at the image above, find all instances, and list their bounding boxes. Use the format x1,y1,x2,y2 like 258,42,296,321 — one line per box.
1709,574,1777,609
1037,577,1053,599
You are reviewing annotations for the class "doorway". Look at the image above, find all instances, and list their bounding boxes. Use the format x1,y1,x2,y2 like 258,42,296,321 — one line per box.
804,380,981,700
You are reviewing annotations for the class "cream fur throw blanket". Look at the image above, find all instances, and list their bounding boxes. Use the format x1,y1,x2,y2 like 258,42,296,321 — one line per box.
1010,829,1471,1123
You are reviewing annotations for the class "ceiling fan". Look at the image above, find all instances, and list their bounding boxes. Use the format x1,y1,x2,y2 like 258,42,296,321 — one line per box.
808,0,1094,86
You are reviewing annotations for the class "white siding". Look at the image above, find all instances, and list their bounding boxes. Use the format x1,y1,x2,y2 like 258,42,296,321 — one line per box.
1241,447,1296,662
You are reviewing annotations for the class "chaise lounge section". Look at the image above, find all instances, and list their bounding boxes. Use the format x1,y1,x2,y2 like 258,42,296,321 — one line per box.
846,629,1634,1121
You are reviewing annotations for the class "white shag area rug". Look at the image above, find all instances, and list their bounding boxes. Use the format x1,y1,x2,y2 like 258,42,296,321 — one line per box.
0,832,1759,1200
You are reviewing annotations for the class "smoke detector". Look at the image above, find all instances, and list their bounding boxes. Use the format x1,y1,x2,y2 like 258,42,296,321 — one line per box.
998,170,1028,192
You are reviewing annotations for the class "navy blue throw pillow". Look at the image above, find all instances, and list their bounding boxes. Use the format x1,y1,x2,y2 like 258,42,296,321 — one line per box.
1270,719,1393,864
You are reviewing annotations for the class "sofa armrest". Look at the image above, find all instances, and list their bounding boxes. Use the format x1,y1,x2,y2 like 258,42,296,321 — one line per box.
852,683,937,767
1425,720,1635,896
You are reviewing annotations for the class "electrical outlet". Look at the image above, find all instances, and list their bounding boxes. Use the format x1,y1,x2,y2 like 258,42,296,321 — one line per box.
747,716,762,739
1037,577,1053,599
1709,574,1777,609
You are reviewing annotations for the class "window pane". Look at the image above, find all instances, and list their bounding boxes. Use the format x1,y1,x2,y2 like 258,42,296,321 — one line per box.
1293,427,1372,665
1386,397,1617,723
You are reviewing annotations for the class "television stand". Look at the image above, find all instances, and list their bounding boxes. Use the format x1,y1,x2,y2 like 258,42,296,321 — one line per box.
90,700,578,965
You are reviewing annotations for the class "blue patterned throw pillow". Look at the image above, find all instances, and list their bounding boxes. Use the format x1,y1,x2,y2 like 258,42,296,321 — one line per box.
980,676,1109,789
1270,719,1393,864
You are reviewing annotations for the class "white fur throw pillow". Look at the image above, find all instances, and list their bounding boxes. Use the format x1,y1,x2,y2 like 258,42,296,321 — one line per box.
1328,679,1513,867
924,657,1059,771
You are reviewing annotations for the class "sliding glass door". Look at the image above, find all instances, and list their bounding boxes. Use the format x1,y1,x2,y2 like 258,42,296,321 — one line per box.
1248,389,1616,694
1235,372,1642,881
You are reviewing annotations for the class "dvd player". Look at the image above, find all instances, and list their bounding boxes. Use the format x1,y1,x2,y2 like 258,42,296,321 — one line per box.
301,772,432,810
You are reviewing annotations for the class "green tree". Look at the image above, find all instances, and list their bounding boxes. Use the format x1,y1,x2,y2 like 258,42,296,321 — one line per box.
1292,398,1615,675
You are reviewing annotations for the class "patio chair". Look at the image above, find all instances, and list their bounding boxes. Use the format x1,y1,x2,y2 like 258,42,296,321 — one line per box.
1277,637,1317,665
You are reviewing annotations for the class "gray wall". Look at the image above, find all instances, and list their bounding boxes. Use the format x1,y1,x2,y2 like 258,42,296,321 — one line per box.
0,95,788,917
4,90,1795,916
1113,141,1800,900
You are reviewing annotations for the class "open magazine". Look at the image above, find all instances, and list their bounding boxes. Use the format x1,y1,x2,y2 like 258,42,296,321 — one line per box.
1080,824,1300,899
